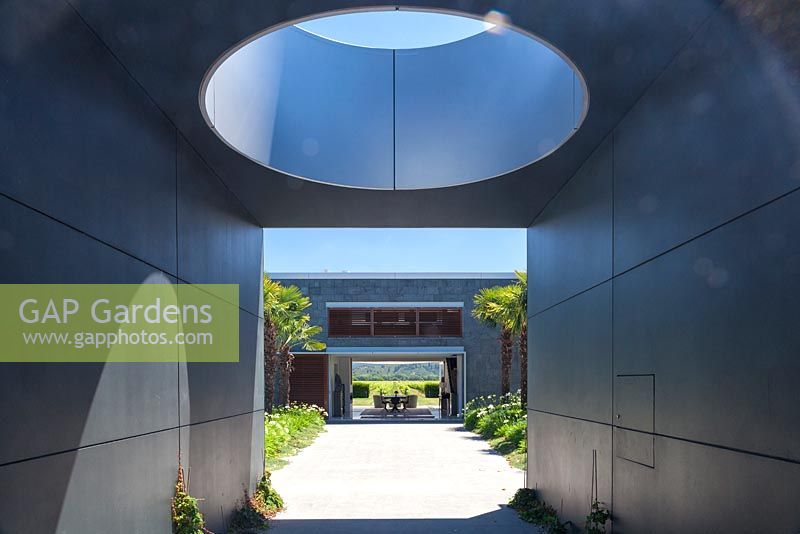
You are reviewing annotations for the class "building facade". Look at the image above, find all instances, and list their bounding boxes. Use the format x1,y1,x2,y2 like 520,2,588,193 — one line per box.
271,273,520,417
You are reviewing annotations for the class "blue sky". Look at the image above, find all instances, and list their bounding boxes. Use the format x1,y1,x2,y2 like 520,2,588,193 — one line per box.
264,229,526,273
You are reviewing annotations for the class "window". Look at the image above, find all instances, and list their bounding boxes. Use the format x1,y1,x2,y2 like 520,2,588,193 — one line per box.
328,307,462,337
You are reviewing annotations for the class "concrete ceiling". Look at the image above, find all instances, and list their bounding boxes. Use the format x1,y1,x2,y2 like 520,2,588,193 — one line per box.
70,0,720,227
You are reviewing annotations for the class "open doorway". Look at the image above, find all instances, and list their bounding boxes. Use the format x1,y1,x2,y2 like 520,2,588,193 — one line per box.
326,350,465,422
350,360,443,420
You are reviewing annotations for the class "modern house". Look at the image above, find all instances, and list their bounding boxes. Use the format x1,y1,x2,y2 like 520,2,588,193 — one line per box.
271,273,521,419
3,1,799,532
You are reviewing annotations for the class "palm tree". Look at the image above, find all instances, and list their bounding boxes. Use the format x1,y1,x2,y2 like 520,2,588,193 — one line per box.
263,277,287,413
262,277,326,411
505,271,528,407
472,285,515,396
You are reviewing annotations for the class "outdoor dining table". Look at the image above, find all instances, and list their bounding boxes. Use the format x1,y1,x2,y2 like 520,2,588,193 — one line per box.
384,395,408,413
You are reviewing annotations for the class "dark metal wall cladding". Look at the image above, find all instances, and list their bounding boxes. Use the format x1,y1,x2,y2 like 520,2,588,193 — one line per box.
612,6,800,274
0,0,177,273
529,282,612,425
527,5,800,531
614,195,800,462
612,435,800,533
528,412,612,524
0,1,264,531
527,137,613,316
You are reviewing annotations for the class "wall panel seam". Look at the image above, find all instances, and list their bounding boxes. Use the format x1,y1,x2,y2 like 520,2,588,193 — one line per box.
528,183,800,321
0,408,265,470
531,409,800,466
610,128,615,517
175,127,181,453
525,129,614,229
62,0,264,228
0,190,175,277
526,5,722,230
0,190,265,319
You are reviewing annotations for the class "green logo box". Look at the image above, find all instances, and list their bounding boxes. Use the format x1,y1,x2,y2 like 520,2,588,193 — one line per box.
1,284,239,362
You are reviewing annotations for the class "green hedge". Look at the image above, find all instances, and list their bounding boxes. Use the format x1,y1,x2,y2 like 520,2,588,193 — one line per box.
423,382,440,398
352,382,370,398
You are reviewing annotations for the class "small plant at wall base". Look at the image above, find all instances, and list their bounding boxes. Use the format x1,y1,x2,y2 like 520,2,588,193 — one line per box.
509,488,566,534
585,449,611,533
585,500,611,534
171,465,212,534
228,473,284,534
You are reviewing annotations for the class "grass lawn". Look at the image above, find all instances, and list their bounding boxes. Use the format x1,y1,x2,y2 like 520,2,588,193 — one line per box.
352,380,440,406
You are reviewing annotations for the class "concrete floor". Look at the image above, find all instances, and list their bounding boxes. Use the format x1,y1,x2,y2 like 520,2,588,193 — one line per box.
270,423,537,533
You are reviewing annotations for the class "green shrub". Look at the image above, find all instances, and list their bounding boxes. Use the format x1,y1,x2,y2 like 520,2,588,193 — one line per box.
476,409,507,438
500,419,527,450
265,403,326,470
475,402,524,440
465,390,521,413
464,409,480,431
171,465,210,534
509,488,566,534
423,382,440,398
352,382,370,398
464,390,526,468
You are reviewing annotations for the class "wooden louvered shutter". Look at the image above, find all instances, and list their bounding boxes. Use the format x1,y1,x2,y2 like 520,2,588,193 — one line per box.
328,308,372,337
289,354,328,411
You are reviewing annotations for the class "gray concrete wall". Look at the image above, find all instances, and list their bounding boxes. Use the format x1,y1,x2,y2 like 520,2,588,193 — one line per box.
0,2,264,532
273,277,520,401
527,6,800,531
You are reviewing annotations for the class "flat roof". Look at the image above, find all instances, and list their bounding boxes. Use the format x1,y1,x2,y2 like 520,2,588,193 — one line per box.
268,272,517,280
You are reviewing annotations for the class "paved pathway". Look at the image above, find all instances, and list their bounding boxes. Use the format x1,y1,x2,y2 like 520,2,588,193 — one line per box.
270,423,536,533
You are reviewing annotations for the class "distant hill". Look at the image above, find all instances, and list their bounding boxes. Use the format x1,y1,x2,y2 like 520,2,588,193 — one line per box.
352,362,441,381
